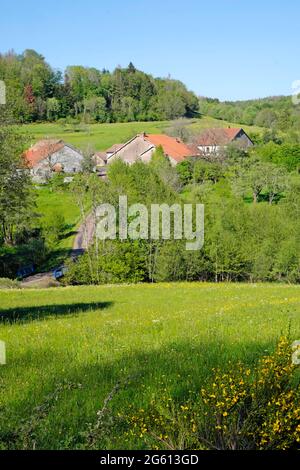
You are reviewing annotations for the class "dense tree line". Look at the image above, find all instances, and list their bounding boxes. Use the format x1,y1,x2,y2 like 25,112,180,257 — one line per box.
0,125,34,244
65,147,300,285
0,50,199,123
199,95,300,139
0,122,48,277
0,126,299,283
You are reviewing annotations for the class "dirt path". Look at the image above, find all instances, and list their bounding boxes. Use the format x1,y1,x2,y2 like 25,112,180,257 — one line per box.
20,214,96,287
72,213,95,255
20,272,60,288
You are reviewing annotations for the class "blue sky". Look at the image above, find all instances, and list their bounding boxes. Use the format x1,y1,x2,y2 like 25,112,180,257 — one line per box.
1,0,299,101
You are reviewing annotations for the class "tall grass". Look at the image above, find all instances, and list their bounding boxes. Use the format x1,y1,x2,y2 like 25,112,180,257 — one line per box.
0,283,299,449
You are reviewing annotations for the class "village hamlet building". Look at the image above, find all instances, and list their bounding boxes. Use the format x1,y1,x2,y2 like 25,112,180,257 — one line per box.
106,133,194,166
24,139,83,183
92,144,124,169
92,144,124,178
190,127,254,157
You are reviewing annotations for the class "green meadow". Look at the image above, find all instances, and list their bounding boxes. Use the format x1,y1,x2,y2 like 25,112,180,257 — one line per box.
1,282,299,449
35,186,81,250
21,117,264,151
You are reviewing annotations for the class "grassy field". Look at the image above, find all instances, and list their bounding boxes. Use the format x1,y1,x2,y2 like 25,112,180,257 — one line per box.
33,186,83,271
35,187,81,250
0,282,299,449
21,117,264,151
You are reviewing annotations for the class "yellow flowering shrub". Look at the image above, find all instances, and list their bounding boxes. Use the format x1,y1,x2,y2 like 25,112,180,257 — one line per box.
126,397,201,450
127,337,300,450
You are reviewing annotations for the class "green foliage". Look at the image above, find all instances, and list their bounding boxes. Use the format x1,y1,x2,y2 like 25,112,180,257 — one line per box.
128,337,300,450
65,241,147,285
177,159,225,186
0,278,20,289
46,97,60,121
176,160,193,186
66,162,179,285
193,160,224,184
41,211,67,248
48,173,67,191
256,142,300,171
202,198,300,283
153,241,209,282
1,284,300,449
0,238,48,278
65,159,300,285
232,156,290,204
0,51,198,123
200,95,300,135
106,159,177,207
149,146,180,190
0,125,35,246
83,96,107,122
0,49,61,122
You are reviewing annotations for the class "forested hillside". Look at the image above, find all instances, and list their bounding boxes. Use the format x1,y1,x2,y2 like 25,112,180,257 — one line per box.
0,49,199,123
200,95,300,139
2,49,298,137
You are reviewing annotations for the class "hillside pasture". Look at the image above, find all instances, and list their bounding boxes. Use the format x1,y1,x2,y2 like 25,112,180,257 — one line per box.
36,186,81,247
0,282,299,449
21,117,264,151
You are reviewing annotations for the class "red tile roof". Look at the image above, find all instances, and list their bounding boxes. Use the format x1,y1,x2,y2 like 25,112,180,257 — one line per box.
195,128,243,146
144,134,194,162
24,139,65,168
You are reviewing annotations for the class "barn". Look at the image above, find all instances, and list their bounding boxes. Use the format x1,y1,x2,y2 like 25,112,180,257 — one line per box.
24,139,83,183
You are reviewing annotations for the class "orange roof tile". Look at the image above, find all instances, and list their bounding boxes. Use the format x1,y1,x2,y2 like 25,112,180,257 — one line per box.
24,139,65,168
144,134,194,162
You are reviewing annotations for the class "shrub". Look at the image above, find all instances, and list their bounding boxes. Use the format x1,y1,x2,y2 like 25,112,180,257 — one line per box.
0,278,20,289
41,211,67,248
64,240,148,285
127,337,300,450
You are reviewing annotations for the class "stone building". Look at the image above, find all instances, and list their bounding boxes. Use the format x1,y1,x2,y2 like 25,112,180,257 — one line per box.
24,139,83,183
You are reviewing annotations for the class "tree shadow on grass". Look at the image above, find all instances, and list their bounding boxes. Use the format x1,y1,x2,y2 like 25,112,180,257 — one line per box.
1,336,284,449
0,301,114,324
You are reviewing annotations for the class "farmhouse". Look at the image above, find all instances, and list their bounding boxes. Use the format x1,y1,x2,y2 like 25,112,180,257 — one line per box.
24,139,83,183
93,144,125,167
107,133,194,166
93,151,107,168
191,128,254,156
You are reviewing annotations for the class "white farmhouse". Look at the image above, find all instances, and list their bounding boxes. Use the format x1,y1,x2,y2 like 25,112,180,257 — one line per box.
191,128,254,156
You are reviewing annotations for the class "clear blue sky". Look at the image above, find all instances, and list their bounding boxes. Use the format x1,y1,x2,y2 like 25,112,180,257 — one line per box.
1,0,299,101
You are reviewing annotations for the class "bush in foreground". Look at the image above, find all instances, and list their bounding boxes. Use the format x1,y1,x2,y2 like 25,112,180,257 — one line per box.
2,335,300,450
126,337,300,450
0,278,20,289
